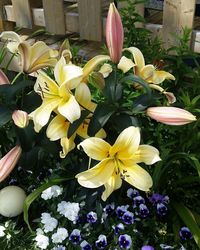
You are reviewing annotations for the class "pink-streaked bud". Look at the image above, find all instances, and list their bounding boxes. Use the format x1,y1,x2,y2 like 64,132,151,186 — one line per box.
106,2,124,63
0,146,22,182
0,69,10,85
12,110,29,128
147,107,197,125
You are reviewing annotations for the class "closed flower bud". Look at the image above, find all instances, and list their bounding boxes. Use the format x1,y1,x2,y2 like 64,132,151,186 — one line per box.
12,110,29,128
106,3,124,63
0,69,10,85
0,146,22,182
89,72,105,90
146,107,197,125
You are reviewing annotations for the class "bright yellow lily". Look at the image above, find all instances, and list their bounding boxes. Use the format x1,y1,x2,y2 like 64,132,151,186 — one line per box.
118,47,175,85
76,126,161,201
46,96,106,158
30,56,83,132
18,41,58,73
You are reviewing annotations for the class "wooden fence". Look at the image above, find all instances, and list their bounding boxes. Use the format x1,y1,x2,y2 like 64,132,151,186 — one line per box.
0,0,200,53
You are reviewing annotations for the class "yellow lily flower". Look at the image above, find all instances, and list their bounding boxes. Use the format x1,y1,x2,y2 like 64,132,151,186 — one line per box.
76,126,161,201
30,56,83,132
18,41,58,73
118,47,175,85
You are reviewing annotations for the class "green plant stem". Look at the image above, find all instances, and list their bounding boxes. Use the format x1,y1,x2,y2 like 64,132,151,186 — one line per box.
11,71,23,84
5,53,17,71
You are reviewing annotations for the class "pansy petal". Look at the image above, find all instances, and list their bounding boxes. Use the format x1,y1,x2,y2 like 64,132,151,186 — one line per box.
101,172,122,201
46,115,69,141
152,70,175,84
76,159,115,188
135,145,161,165
122,161,153,191
124,47,145,70
117,56,135,73
60,136,75,158
110,126,140,159
58,95,80,123
78,137,111,161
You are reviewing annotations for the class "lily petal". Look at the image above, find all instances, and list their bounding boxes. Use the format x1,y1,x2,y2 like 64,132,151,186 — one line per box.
122,161,153,191
78,137,111,161
135,145,161,165
101,172,122,201
31,98,61,132
76,159,115,188
60,136,75,158
82,55,110,82
110,126,140,159
99,63,113,78
117,56,135,73
152,70,175,84
124,47,145,70
140,64,155,81
58,95,81,123
46,115,69,141
75,82,92,110
54,56,67,85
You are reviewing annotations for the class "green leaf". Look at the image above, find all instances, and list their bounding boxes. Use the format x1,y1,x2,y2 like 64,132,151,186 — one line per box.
23,177,73,231
88,103,115,136
68,109,90,138
172,202,200,248
0,105,12,126
113,113,138,131
0,79,33,101
119,74,152,97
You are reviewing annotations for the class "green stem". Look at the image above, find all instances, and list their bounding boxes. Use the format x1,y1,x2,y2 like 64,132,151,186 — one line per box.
5,52,17,71
11,71,23,84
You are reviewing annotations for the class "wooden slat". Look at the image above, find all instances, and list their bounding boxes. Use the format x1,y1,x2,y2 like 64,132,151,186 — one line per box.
11,0,33,28
0,0,14,31
162,0,196,49
77,0,102,41
42,0,66,35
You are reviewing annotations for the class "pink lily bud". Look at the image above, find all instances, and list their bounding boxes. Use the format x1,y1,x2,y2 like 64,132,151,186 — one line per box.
0,146,22,182
147,107,197,125
106,2,124,63
0,69,10,85
12,110,29,128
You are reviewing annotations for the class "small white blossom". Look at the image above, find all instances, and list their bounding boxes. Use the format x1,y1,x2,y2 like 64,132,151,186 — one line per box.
51,228,68,243
0,226,6,237
57,201,80,222
52,246,66,250
41,185,63,200
41,213,58,233
35,234,49,249
36,228,44,235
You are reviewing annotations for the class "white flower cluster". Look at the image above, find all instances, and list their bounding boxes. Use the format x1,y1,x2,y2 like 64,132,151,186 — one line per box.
41,185,63,200
57,201,80,222
52,228,68,243
0,225,6,237
41,213,58,233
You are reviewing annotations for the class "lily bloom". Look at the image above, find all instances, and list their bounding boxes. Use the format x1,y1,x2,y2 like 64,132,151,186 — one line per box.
147,107,197,125
0,145,22,182
76,126,160,201
118,47,175,84
30,56,83,132
0,69,10,85
12,110,29,128
106,2,124,63
18,41,57,73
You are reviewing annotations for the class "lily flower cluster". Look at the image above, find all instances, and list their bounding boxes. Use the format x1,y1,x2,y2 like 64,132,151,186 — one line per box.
0,2,197,210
